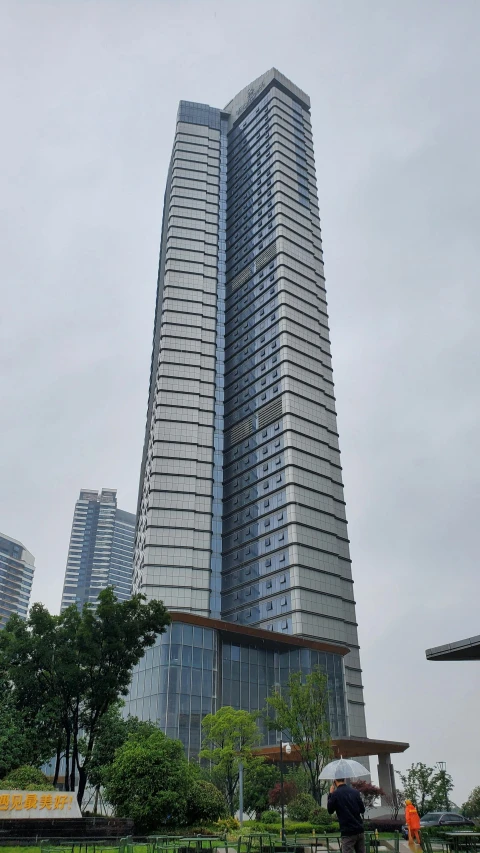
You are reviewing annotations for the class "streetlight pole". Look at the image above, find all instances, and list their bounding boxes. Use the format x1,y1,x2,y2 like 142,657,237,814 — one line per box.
280,740,291,844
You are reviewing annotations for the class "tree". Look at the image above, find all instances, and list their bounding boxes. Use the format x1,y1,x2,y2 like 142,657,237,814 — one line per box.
351,781,385,812
187,780,228,824
463,786,480,819
0,588,170,806
385,789,405,820
287,792,317,821
0,656,62,777
285,764,311,795
2,765,54,791
84,705,159,788
265,667,332,804
200,706,261,816
397,763,454,815
0,687,37,779
268,781,298,808
104,729,193,829
243,758,279,819
81,704,159,811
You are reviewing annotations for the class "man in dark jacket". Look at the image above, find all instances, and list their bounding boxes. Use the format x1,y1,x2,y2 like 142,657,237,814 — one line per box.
327,779,366,853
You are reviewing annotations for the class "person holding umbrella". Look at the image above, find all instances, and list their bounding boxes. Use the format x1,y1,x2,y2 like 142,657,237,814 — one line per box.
322,758,369,853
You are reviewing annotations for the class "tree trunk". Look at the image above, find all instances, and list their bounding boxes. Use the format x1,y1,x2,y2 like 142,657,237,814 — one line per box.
70,705,79,792
64,724,71,791
94,786,99,815
77,764,87,809
53,737,62,787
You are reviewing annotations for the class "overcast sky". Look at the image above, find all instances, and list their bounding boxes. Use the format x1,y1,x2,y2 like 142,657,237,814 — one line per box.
1,0,479,804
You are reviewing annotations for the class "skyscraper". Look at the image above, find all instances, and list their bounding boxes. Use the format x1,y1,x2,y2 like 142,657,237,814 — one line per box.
60,488,135,611
129,69,370,758
0,532,35,628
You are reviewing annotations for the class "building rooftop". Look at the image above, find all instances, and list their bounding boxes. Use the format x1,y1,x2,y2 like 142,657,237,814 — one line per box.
426,634,480,661
170,611,350,656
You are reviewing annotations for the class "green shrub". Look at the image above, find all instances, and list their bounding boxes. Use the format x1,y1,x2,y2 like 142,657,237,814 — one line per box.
187,780,227,824
215,816,240,832
422,825,477,838
261,810,282,824
286,821,316,832
313,822,340,834
283,820,340,834
287,793,318,821
2,766,54,791
103,730,192,830
312,806,331,825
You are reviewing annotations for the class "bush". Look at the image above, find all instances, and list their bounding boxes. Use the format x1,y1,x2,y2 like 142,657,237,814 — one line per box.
103,730,192,830
287,820,340,833
2,765,54,791
423,825,478,838
215,816,240,832
312,806,331,825
261,810,282,824
287,793,318,821
187,780,227,824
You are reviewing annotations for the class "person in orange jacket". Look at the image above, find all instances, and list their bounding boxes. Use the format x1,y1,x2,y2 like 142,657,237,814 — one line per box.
405,799,421,846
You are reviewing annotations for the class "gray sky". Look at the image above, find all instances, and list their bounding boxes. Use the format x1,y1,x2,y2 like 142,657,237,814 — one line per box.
1,0,479,805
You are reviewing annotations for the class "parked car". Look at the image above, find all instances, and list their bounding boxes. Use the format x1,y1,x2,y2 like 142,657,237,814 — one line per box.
401,812,475,839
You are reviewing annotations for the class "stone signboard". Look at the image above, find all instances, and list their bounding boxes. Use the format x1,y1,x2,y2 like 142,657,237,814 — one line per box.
0,790,82,818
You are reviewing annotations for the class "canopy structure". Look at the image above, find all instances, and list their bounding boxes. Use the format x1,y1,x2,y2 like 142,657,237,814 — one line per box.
256,736,409,806
426,634,480,661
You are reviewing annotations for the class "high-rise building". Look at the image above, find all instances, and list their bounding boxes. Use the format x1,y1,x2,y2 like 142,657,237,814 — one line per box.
0,532,35,628
128,69,403,775
60,488,135,611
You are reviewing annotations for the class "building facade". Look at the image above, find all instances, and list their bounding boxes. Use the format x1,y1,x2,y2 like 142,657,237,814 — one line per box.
131,69,367,751
60,488,135,611
0,532,35,628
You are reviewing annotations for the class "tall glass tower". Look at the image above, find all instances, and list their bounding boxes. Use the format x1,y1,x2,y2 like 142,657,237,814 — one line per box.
0,532,35,628
131,70,368,752
61,488,135,611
